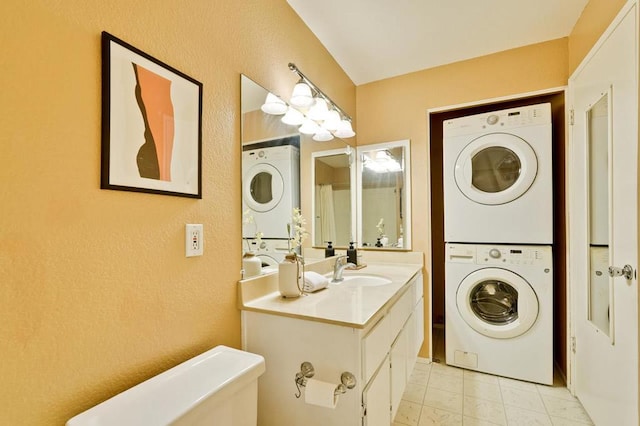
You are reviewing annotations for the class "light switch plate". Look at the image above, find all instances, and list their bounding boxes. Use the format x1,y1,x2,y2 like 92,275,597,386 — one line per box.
185,224,204,257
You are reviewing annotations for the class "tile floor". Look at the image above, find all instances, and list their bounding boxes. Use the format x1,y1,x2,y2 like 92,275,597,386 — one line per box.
392,327,593,426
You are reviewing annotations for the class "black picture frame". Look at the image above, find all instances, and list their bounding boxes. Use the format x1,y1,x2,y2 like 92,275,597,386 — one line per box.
101,31,203,198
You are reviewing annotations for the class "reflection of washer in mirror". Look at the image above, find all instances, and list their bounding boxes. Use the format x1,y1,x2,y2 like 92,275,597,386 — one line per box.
241,137,300,239
244,162,284,212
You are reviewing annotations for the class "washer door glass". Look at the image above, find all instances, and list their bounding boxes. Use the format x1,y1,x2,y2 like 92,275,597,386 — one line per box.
454,133,537,205
456,268,538,339
243,163,284,212
470,280,518,325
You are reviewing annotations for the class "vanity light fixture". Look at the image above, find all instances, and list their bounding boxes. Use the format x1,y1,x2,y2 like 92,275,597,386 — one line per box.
290,79,315,108
364,150,402,173
299,118,321,135
260,92,288,115
260,62,356,141
281,106,305,126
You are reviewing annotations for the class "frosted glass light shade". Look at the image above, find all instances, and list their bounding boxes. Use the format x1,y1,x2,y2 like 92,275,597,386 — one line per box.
299,118,321,135
260,93,287,115
307,98,329,121
290,82,314,108
281,107,305,126
322,110,341,131
334,120,356,138
313,128,334,142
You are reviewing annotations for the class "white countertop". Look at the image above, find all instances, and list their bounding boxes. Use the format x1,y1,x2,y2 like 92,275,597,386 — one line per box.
238,262,423,328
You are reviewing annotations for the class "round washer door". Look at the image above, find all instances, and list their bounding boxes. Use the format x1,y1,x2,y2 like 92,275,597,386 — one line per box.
456,268,539,339
454,133,538,205
243,163,284,212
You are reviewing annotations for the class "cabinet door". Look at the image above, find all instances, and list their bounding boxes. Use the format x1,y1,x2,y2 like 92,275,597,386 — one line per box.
362,355,390,426
407,298,424,374
390,325,408,419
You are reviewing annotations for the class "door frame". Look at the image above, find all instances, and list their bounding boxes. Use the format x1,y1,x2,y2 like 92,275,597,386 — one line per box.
426,87,567,367
566,0,639,399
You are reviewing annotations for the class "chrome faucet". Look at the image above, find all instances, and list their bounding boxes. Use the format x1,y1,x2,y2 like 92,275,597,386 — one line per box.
332,255,355,282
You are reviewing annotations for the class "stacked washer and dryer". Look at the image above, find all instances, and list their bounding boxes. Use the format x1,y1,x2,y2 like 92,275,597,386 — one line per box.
242,136,300,270
442,103,554,385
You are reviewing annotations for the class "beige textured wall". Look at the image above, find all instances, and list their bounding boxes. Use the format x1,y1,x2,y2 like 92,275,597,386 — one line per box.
0,1,354,424
568,0,628,73
1,0,629,422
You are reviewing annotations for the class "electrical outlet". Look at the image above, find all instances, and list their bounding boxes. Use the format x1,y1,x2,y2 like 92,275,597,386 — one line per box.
185,224,204,257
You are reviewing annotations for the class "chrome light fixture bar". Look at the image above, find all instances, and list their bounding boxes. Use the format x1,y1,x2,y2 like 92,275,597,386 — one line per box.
287,63,353,124
260,63,355,141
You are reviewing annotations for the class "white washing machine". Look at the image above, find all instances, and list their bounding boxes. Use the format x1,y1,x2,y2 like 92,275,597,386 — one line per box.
243,136,300,239
445,243,553,385
443,103,553,244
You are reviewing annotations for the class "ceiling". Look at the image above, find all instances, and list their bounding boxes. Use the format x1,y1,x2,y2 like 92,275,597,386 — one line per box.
286,0,589,85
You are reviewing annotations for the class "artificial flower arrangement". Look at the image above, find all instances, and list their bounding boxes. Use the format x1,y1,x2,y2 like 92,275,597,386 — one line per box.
375,217,386,247
376,217,385,237
287,207,308,254
280,208,309,297
242,209,263,254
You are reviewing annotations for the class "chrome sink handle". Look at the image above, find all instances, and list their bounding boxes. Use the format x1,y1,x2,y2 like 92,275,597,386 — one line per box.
332,255,356,282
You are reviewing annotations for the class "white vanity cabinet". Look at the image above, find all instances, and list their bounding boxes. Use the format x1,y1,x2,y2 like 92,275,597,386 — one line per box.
241,271,424,425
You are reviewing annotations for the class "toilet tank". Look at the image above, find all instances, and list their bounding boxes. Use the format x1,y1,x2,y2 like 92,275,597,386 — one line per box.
67,345,265,426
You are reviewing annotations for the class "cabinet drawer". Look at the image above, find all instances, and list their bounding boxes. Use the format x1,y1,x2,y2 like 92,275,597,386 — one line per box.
413,273,424,305
388,283,413,339
362,315,391,383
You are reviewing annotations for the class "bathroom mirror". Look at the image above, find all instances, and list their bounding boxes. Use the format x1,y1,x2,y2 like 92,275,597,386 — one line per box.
240,75,356,268
311,148,356,248
586,90,612,339
356,140,411,250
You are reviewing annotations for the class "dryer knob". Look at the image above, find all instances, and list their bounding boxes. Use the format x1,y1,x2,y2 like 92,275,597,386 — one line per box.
260,241,267,249
486,114,499,125
489,248,501,259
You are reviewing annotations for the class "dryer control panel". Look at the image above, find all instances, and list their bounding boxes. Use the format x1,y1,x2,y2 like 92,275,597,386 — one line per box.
443,103,551,138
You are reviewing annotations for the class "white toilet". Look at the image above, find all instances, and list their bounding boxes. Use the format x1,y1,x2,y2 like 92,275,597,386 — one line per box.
66,345,265,426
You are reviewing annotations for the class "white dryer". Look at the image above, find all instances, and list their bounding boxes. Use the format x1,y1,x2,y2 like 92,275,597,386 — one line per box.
443,103,552,244
445,243,553,385
243,136,300,239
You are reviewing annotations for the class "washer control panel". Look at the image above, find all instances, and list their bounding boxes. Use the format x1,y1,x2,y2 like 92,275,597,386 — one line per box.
446,244,552,267
477,245,550,266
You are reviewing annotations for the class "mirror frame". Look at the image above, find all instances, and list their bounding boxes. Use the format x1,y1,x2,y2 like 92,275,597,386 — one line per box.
311,147,357,248
356,139,412,250
586,87,614,341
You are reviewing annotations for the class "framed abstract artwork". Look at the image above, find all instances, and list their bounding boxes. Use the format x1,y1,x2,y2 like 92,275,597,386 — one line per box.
101,32,203,198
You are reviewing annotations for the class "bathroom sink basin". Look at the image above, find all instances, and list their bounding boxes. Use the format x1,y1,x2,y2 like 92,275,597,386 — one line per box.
340,274,392,287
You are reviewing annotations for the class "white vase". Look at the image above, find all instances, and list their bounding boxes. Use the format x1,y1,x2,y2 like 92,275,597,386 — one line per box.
242,252,262,278
278,254,301,298
380,235,389,247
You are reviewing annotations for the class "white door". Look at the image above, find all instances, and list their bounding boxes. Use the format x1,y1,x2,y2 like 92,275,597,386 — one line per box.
568,3,638,425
